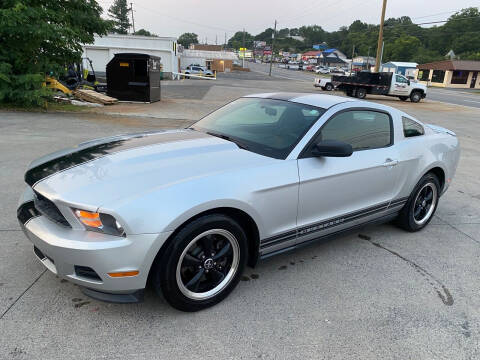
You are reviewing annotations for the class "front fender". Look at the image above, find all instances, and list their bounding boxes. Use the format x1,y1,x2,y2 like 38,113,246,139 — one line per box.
100,160,299,238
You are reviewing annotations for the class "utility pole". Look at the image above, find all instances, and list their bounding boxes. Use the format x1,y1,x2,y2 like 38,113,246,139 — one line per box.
374,0,387,72
350,44,355,73
380,41,385,66
366,46,371,71
242,28,246,68
215,34,218,45
130,2,135,33
269,20,277,76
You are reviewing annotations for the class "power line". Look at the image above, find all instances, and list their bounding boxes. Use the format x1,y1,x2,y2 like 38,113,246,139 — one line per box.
278,0,341,24
384,15,480,28
131,3,237,33
411,10,460,20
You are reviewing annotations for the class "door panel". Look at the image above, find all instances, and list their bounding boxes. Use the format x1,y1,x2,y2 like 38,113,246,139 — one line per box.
471,72,478,88
296,109,400,244
391,75,410,95
297,148,399,242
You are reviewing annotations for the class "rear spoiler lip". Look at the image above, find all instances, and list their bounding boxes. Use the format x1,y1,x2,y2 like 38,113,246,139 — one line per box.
426,124,456,136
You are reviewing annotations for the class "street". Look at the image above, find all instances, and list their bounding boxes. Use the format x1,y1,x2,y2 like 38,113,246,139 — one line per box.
247,61,480,109
1,71,480,359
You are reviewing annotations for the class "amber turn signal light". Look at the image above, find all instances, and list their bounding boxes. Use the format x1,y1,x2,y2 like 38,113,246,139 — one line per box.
75,210,103,228
107,270,139,278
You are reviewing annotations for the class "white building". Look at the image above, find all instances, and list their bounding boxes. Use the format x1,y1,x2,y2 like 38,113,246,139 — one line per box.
82,34,179,79
381,62,418,77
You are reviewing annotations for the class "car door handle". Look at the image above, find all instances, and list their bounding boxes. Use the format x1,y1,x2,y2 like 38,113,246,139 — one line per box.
382,159,398,167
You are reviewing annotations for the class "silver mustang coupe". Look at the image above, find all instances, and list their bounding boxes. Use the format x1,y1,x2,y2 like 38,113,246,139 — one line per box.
18,93,460,311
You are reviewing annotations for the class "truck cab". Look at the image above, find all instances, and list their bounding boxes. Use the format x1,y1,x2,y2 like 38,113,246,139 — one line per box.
389,74,427,102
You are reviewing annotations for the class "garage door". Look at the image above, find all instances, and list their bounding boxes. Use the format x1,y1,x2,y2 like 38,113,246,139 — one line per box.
85,48,110,75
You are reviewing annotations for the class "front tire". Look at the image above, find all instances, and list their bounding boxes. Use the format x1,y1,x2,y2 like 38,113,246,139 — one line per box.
153,214,248,311
410,91,422,103
396,173,440,232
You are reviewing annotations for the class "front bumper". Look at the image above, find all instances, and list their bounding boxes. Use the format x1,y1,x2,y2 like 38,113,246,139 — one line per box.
18,189,172,297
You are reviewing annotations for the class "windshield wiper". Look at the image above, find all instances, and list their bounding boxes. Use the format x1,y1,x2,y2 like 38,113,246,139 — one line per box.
206,131,250,150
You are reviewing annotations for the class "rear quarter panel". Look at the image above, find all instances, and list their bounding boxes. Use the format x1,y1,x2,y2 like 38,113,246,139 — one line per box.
393,129,459,199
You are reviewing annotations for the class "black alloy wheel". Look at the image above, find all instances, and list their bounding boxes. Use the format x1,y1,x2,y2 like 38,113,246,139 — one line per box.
396,173,440,231
153,214,247,311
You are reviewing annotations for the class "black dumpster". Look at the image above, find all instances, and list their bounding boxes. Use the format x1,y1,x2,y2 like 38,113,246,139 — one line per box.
106,53,161,102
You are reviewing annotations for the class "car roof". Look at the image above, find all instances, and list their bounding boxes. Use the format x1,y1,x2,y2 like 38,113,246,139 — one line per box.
243,93,356,109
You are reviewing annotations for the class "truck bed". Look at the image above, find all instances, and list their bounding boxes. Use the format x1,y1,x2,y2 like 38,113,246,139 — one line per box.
332,72,393,95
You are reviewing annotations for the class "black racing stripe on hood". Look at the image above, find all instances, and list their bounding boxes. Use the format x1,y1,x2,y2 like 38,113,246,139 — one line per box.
25,130,209,187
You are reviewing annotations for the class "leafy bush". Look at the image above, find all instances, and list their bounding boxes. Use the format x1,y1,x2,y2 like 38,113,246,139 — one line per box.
0,0,111,107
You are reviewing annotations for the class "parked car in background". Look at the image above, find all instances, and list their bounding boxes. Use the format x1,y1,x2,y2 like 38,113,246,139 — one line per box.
314,77,335,91
184,65,214,78
329,68,346,75
18,93,459,311
315,66,330,74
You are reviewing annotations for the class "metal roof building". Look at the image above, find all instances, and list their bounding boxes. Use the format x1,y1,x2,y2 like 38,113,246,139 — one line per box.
381,61,418,77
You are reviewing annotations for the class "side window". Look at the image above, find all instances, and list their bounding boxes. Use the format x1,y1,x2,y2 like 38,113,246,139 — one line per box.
318,110,392,151
402,117,424,137
396,75,408,83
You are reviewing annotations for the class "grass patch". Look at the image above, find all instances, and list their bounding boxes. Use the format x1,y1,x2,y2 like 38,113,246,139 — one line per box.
0,101,89,113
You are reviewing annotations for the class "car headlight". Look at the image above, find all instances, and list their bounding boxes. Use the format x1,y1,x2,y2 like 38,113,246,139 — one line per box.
74,209,125,237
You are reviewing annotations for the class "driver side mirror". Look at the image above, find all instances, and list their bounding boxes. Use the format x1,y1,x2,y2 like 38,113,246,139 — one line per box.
407,79,411,85
311,140,353,157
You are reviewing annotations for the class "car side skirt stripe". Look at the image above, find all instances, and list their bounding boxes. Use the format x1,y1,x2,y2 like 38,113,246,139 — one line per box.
24,130,209,187
260,197,408,250
260,212,400,260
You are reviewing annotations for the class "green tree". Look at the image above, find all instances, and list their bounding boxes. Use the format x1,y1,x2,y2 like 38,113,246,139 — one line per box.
384,35,422,61
108,0,131,34
228,31,254,50
0,0,111,106
178,32,199,48
134,29,157,37
299,25,326,48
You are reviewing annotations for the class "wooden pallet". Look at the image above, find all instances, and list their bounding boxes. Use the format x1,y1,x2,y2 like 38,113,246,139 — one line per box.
73,89,117,105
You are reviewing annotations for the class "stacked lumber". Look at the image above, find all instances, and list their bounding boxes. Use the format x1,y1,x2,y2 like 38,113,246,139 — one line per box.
73,89,117,105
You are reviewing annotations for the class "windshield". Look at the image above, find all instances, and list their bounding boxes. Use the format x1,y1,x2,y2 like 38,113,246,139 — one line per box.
192,98,325,159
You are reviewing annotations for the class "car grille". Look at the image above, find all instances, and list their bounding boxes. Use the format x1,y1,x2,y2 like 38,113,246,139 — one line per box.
33,191,71,228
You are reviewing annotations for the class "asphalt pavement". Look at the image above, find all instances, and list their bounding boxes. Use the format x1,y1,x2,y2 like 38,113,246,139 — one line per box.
1,73,480,359
247,61,480,109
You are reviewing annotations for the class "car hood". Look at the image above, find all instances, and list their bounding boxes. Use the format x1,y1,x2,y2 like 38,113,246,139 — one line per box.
30,129,275,209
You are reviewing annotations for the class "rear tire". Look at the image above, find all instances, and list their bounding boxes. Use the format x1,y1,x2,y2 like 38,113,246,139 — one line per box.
325,83,333,91
153,214,248,312
410,91,422,103
356,87,366,99
396,173,440,232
